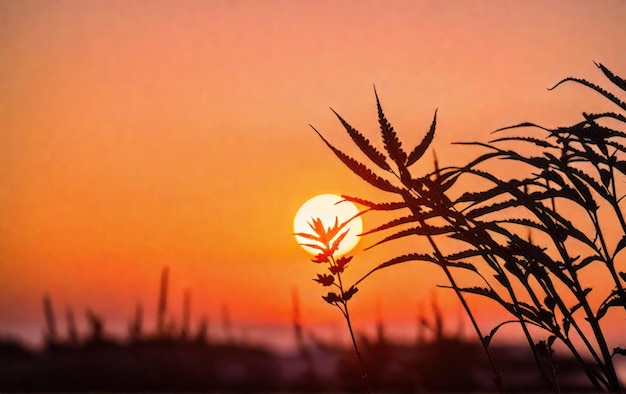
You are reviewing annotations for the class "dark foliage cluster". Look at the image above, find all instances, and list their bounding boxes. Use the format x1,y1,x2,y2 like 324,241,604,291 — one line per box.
311,63,626,392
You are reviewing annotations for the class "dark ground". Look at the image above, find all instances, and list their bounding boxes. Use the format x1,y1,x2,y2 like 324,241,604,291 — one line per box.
0,331,597,393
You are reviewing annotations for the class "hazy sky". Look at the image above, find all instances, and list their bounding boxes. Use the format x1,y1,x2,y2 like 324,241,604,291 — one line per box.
1,0,625,345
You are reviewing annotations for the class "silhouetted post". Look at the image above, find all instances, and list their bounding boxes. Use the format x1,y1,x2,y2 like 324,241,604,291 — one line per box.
165,316,177,338
456,307,466,341
157,266,169,337
181,288,191,339
66,307,79,344
196,316,209,344
376,295,386,344
416,301,426,345
85,309,104,342
221,304,234,343
42,294,58,343
129,303,143,341
291,287,304,349
292,287,318,383
431,290,444,341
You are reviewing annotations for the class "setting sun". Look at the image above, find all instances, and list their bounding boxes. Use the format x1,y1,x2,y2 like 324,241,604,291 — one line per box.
293,194,363,256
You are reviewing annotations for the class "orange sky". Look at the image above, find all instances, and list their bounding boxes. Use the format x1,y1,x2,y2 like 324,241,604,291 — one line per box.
1,1,625,346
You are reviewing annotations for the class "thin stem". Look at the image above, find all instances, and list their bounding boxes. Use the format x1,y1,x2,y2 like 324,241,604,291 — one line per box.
514,270,565,391
469,235,558,392
332,256,372,394
581,211,621,390
392,171,504,393
604,163,626,309
547,343,562,394
434,183,556,391
527,205,606,370
342,301,371,394
420,223,504,394
533,274,606,391
521,200,611,390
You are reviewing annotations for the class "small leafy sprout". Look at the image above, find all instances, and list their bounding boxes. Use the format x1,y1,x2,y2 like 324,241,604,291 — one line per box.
296,214,371,393
294,216,358,305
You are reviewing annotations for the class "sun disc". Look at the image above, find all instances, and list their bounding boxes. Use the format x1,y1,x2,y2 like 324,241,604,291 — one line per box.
293,194,362,256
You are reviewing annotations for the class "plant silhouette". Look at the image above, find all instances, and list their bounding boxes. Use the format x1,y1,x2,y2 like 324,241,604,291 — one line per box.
295,214,371,393
309,64,625,393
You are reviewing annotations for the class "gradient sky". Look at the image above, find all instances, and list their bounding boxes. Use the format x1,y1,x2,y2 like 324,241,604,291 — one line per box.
1,0,625,346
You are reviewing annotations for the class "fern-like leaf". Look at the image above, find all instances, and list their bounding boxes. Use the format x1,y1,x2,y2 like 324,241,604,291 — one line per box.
444,261,479,273
556,165,598,211
595,62,626,92
329,230,349,255
340,195,408,211
455,286,501,300
597,291,626,319
311,125,402,193
548,77,626,112
582,115,626,141
615,161,626,177
456,180,524,204
445,249,492,261
437,167,463,192
540,205,597,249
569,165,610,203
494,122,552,134
482,320,540,347
465,199,522,220
573,255,603,271
407,109,438,166
299,243,326,252
490,136,556,149
495,218,549,234
294,232,320,242
539,170,567,188
606,140,626,156
359,215,420,236
354,253,435,286
375,88,407,169
582,111,626,125
574,144,608,167
360,208,445,237
364,225,455,251
331,108,391,171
